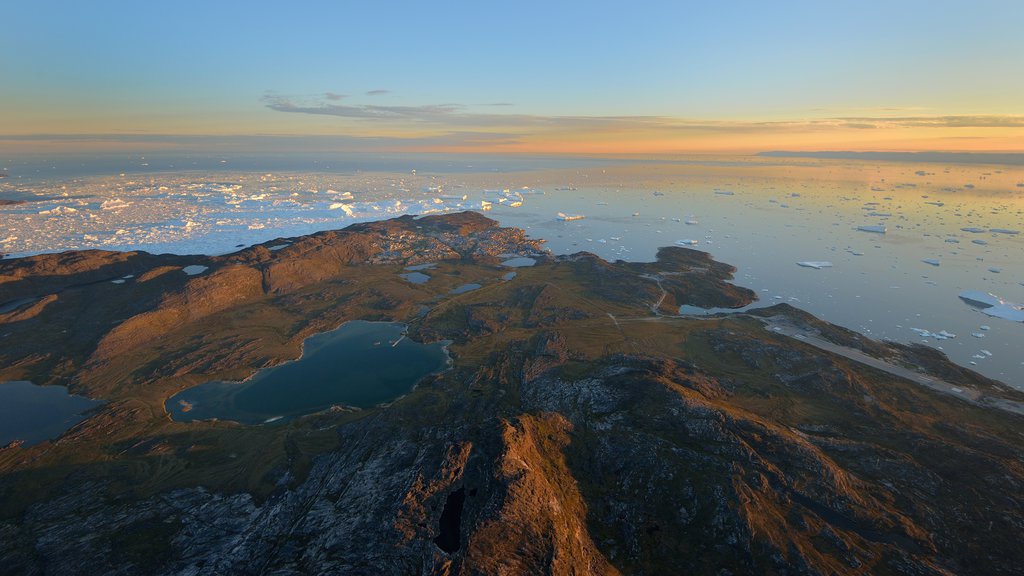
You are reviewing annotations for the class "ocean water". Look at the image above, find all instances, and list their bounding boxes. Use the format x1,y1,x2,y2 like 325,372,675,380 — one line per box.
2,153,1022,387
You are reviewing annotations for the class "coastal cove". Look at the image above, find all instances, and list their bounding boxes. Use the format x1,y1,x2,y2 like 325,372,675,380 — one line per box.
166,321,450,425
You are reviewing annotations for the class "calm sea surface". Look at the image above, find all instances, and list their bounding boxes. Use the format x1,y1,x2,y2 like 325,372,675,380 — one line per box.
3,153,1022,387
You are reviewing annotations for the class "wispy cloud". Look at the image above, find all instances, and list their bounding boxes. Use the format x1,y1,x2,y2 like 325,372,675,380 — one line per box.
262,93,1024,136
365,89,390,96
324,92,345,101
834,116,1024,128
262,94,463,121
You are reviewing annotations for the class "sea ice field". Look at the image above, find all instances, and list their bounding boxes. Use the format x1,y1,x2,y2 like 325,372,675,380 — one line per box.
2,154,1022,387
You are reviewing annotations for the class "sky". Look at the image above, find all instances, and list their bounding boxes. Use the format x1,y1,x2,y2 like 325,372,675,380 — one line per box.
2,0,1023,155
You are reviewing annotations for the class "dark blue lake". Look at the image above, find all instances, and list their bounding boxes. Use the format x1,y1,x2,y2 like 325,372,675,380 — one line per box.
0,381,104,447
166,321,449,425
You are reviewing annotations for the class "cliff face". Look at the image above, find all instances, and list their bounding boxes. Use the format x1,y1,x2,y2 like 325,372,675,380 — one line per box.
0,212,1021,575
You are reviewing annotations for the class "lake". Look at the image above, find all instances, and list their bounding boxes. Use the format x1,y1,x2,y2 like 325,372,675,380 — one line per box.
166,321,450,424
0,381,103,446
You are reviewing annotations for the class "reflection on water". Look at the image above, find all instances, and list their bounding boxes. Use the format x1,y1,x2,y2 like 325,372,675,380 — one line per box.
166,321,450,424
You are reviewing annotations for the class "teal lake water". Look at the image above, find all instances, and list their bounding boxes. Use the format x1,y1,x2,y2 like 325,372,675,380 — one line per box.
166,321,449,424
0,381,103,446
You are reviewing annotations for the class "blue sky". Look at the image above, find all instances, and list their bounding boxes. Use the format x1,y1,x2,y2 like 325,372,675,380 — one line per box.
2,1,1023,152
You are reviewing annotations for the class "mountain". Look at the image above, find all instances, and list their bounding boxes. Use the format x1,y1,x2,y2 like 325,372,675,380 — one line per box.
1,212,1022,575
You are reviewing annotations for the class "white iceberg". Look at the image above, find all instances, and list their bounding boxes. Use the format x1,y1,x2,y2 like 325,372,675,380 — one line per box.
796,261,833,269
959,290,1024,322
556,212,584,221
329,203,355,216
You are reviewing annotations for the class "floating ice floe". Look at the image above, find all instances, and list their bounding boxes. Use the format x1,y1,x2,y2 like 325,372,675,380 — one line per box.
328,203,355,216
484,189,524,207
857,225,886,234
958,290,1024,322
990,228,1020,235
961,227,987,233
39,206,78,215
972,239,988,245
796,261,833,269
182,265,208,276
922,258,940,266
556,212,584,221
675,239,699,246
100,198,131,210
910,327,957,340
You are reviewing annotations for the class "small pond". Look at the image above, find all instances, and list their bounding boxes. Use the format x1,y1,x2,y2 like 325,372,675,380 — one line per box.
450,283,481,295
400,272,431,284
501,257,536,268
166,321,449,425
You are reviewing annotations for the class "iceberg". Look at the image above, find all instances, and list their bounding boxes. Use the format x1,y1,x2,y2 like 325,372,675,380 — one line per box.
675,239,699,246
959,290,1024,322
556,212,584,221
921,258,940,266
796,261,833,269
857,225,886,234
959,291,1003,308
329,203,355,216
983,305,1024,322
909,327,956,340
